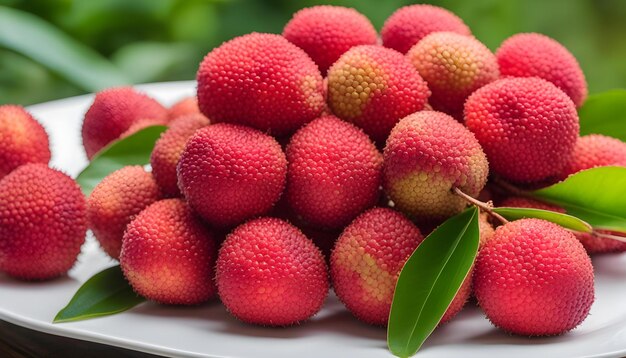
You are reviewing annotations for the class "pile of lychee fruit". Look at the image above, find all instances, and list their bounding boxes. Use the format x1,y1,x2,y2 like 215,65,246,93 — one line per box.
1,4,625,341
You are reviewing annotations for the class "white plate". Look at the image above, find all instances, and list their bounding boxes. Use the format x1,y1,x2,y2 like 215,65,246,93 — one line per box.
1,81,626,358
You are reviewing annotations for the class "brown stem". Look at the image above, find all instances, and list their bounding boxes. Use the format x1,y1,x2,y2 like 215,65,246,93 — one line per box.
491,176,529,197
453,187,509,225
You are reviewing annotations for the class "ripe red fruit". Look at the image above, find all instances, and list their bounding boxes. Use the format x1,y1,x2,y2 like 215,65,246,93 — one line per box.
216,218,329,326
286,115,382,229
167,96,200,120
407,32,499,118
327,45,430,143
150,114,210,197
178,124,287,227
87,166,161,259
474,219,594,335
383,111,489,222
197,33,325,136
381,4,471,54
0,164,87,280
464,77,579,183
496,33,587,107
283,6,377,74
0,105,51,179
560,134,626,179
120,199,217,305
81,87,167,159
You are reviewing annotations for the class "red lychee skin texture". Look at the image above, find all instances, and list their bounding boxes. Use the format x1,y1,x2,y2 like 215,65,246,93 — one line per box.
283,6,378,75
0,105,51,179
464,77,579,183
474,219,594,336
150,114,210,197
120,199,217,305
496,33,587,107
478,212,495,249
82,87,167,159
407,32,499,118
87,166,161,259
383,111,489,222
167,96,200,120
119,118,168,139
326,45,430,143
381,4,471,54
178,124,287,227
196,33,325,136
500,196,626,254
560,134,626,179
216,217,329,326
286,115,382,229
0,164,86,280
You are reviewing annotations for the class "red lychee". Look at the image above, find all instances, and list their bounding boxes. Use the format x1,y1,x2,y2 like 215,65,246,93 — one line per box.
560,134,626,179
168,96,200,120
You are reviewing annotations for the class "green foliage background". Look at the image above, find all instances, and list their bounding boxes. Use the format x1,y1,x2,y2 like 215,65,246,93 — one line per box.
1,0,625,105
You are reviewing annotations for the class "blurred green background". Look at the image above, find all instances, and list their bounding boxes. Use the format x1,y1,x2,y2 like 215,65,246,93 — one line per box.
0,0,624,105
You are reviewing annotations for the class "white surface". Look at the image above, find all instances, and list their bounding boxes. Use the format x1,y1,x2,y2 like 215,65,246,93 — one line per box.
1,81,625,358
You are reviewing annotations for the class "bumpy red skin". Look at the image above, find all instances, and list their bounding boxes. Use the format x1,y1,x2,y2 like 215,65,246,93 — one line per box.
0,105,51,179
150,114,210,197
283,6,377,75
501,196,626,254
381,4,471,54
464,77,579,183
326,45,430,143
560,134,626,179
407,32,499,118
168,96,200,120
197,33,325,136
496,33,587,107
383,111,489,222
0,164,86,280
216,218,329,326
120,199,217,305
474,219,594,336
87,166,161,259
119,118,167,139
286,115,382,229
178,124,287,227
82,87,167,159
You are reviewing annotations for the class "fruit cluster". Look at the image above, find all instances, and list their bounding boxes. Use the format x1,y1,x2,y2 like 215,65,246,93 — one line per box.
1,4,625,340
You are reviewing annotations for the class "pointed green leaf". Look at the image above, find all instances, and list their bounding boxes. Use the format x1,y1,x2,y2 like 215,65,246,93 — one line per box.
578,90,626,141
0,6,129,91
54,266,144,323
493,207,592,233
76,125,167,196
388,207,479,358
530,166,626,233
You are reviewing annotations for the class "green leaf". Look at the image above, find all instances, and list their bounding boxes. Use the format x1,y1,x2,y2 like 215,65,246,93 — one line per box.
111,41,196,83
0,6,129,91
579,90,626,141
77,125,167,196
493,207,592,233
54,265,144,323
388,207,479,358
530,166,626,233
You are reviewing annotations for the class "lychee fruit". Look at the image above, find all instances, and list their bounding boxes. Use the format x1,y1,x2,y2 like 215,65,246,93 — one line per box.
407,32,499,118
120,199,217,305
119,118,167,139
283,6,378,74
196,33,325,136
168,96,200,120
464,77,579,183
87,166,161,259
326,45,430,143
177,124,287,227
381,4,471,54
496,33,587,107
0,105,51,179
474,218,594,335
286,115,382,229
0,164,87,280
81,87,167,159
560,134,626,179
478,212,495,249
383,111,489,222
216,217,329,326
150,114,210,197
